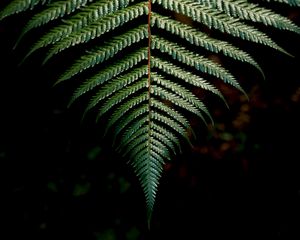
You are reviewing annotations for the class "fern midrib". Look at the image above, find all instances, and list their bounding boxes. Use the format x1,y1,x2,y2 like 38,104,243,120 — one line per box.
147,0,153,216
148,0,152,97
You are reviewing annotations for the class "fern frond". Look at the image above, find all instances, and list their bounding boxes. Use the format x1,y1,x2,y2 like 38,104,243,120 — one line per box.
151,57,227,105
85,65,148,114
151,36,245,94
153,0,290,55
263,0,300,7
150,112,190,144
25,0,135,58
97,80,147,119
150,139,170,155
43,2,148,62
148,139,171,160
1,0,299,222
130,151,163,216
19,0,94,39
152,85,205,124
196,0,300,33
0,0,49,20
152,72,212,124
130,144,165,175
107,94,148,136
118,125,148,152
114,104,149,137
151,123,181,152
58,24,148,82
151,13,263,75
151,99,190,129
125,137,148,158
151,130,177,154
118,115,148,148
69,48,148,105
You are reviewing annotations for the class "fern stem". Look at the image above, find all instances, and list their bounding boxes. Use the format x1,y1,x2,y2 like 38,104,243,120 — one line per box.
148,0,152,91
147,0,153,226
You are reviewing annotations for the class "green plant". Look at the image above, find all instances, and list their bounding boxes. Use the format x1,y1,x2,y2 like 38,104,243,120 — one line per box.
1,0,299,221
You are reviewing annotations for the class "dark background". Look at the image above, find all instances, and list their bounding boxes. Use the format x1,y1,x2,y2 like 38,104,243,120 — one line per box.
0,2,300,240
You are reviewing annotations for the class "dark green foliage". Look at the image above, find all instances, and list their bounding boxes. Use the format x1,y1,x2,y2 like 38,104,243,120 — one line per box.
1,0,299,219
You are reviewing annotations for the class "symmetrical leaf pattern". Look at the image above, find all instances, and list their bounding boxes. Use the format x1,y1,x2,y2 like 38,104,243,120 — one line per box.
1,0,299,219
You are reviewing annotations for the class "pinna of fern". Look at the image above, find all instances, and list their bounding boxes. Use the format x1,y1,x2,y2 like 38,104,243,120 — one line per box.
0,0,299,221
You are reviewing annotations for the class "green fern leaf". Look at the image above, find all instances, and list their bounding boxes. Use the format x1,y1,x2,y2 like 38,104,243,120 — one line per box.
0,0,49,20
1,0,299,222
196,0,300,33
97,80,148,118
152,72,212,124
151,99,191,129
24,0,135,59
151,35,245,94
85,65,148,114
58,24,148,82
16,0,94,45
151,123,182,152
69,48,148,106
151,13,264,76
151,57,227,105
112,103,149,138
153,0,291,55
107,94,148,136
43,2,148,63
263,0,300,7
118,115,149,148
